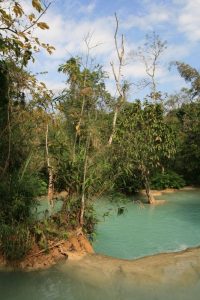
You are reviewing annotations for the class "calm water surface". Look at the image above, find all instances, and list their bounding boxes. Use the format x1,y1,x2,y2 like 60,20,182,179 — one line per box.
0,190,200,300
94,190,200,259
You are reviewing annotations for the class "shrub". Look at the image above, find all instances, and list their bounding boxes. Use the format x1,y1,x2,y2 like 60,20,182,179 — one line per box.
114,171,143,195
0,173,46,260
0,223,32,260
150,171,185,190
84,203,98,235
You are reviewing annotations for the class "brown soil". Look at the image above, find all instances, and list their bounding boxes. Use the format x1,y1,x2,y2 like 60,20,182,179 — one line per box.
0,230,94,271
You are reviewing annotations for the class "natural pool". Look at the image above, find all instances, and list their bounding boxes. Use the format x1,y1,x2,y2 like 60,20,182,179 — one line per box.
0,190,200,300
94,189,200,259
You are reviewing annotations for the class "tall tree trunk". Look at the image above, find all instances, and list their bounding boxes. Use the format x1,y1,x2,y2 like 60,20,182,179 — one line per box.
79,135,90,227
79,153,88,227
45,124,54,210
144,179,156,204
141,164,155,204
108,106,119,145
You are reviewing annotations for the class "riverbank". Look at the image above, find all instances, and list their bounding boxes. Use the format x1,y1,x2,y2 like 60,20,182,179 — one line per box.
138,186,197,205
0,230,94,271
139,186,196,197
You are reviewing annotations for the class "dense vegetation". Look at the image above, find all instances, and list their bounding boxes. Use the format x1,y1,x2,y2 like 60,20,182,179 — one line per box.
0,1,199,260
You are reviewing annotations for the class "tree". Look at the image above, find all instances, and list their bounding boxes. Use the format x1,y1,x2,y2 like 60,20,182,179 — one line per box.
168,62,200,184
113,101,176,203
175,62,200,98
131,32,167,102
108,13,128,145
0,0,54,62
167,99,200,185
58,56,112,226
0,0,54,178
0,0,55,260
165,88,193,112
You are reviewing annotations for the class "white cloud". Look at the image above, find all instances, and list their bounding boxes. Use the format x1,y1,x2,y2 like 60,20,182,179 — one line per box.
16,0,199,98
79,1,96,14
124,62,146,78
122,3,171,30
34,9,115,60
162,43,192,66
61,0,96,16
176,0,200,42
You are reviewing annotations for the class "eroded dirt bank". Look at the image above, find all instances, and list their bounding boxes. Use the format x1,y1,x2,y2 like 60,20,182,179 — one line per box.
0,232,94,271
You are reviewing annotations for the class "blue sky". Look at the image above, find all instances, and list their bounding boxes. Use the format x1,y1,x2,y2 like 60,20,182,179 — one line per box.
25,0,200,99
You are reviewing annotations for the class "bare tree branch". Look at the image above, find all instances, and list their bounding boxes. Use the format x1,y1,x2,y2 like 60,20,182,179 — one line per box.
108,13,126,145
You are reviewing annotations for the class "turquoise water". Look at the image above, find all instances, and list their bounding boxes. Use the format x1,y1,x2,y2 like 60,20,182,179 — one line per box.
1,190,200,300
94,190,200,259
35,198,63,220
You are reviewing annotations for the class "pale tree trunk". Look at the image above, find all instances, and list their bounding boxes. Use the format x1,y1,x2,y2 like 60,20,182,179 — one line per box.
46,124,54,211
48,167,54,207
108,106,119,145
108,13,125,145
141,164,156,204
144,178,156,204
79,136,89,227
73,35,93,160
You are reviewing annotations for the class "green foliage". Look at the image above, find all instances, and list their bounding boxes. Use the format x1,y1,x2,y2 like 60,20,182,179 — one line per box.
0,172,49,259
0,223,32,260
114,170,143,194
112,100,176,195
84,204,98,235
33,217,68,251
150,171,185,190
31,177,47,196
0,175,36,222
56,57,114,225
0,1,55,261
60,195,98,233
167,99,200,185
175,62,200,97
